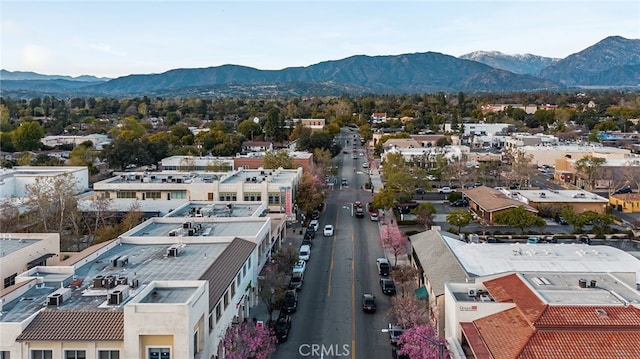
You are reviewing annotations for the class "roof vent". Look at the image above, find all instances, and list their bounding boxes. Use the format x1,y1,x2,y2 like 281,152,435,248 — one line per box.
596,308,608,317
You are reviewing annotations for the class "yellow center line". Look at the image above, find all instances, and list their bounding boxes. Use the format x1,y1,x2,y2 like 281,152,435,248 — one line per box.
351,230,356,359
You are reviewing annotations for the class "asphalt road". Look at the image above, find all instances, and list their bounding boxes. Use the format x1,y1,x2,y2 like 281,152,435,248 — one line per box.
273,131,393,359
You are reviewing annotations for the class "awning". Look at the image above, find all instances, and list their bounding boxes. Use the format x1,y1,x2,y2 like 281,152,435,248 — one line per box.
415,286,429,300
460,322,492,358
27,253,56,267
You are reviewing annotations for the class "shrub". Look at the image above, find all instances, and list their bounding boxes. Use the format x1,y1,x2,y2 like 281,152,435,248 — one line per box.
404,230,421,237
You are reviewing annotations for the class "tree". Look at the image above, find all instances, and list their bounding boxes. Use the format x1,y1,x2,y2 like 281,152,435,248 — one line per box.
412,202,436,231
386,295,428,329
380,217,409,267
295,173,327,214
446,210,473,234
263,150,294,169
13,121,44,151
220,321,277,359
237,119,262,140
263,108,286,142
391,264,419,298
258,265,288,323
397,324,449,359
494,206,545,234
575,155,606,190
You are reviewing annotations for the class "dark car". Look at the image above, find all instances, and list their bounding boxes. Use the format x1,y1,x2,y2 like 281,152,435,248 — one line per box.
274,314,292,343
289,272,304,291
554,216,568,225
388,324,404,346
362,293,376,313
301,238,312,248
380,278,396,295
311,210,320,220
282,290,298,313
451,199,468,207
415,188,425,195
305,227,316,239
579,236,591,245
615,186,633,194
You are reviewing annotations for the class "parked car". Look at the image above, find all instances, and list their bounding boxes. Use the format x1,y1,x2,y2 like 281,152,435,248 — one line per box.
301,238,312,248
579,236,591,245
438,187,454,194
376,258,391,276
527,236,540,244
362,162,369,168
323,224,334,237
451,199,468,207
415,188,425,195
274,314,292,343
380,278,396,295
289,272,304,291
282,290,298,313
304,227,316,239
554,216,569,225
615,186,633,194
293,260,306,274
309,220,320,232
370,212,379,221
299,245,311,261
311,210,320,220
388,324,404,346
362,293,376,313
486,237,501,243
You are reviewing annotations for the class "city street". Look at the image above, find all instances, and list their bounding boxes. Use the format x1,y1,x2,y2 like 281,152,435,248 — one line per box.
273,131,392,359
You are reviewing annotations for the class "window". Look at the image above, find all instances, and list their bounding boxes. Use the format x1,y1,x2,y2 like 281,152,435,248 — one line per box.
231,280,236,297
148,348,170,359
116,191,136,199
224,290,230,308
209,313,214,330
65,351,86,359
169,191,186,199
208,193,214,201
31,350,52,359
219,192,237,201
242,263,247,277
4,273,17,288
237,272,242,283
145,191,161,200
98,351,119,359
0,351,10,359
244,193,261,201
216,303,222,320
268,193,280,205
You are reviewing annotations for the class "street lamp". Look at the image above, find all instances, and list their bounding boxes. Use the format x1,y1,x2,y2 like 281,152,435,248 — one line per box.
380,328,445,359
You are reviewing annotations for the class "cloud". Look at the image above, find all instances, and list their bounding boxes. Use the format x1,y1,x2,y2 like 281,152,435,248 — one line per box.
22,44,51,69
88,43,127,57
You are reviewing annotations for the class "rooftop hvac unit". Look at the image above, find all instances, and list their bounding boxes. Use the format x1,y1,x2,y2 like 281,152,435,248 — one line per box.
176,178,183,183
246,177,251,182
183,222,192,229
110,255,121,267
103,275,116,289
130,279,139,289
167,245,179,257
116,255,129,267
93,275,105,289
468,288,478,297
47,288,71,306
116,276,128,286
188,229,195,236
107,285,130,305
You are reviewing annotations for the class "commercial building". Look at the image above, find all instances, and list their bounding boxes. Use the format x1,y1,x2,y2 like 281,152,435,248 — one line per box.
0,233,60,290
0,166,89,199
0,202,286,359
501,188,609,215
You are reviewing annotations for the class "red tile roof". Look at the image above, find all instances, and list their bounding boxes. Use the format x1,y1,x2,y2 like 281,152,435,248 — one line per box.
468,273,640,359
16,311,124,341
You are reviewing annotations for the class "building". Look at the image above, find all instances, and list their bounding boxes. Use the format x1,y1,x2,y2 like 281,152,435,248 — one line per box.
503,188,609,215
91,167,303,217
0,166,89,199
0,233,60,290
610,193,640,213
371,112,387,123
41,134,112,150
291,118,325,131
555,156,640,190
444,122,514,136
462,186,538,225
409,229,640,338
233,151,314,173
445,272,640,359
480,104,538,114
0,202,287,359
241,141,273,153
515,143,630,168
161,156,234,172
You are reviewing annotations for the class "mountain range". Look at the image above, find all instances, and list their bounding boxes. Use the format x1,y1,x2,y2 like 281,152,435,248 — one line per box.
1,36,638,98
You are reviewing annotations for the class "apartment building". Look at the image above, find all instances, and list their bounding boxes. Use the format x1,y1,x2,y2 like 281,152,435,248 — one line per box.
0,202,284,359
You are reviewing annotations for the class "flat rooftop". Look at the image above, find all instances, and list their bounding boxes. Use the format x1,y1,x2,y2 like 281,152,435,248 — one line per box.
95,171,227,185
444,236,640,283
1,242,229,322
504,188,609,203
221,169,298,185
165,202,264,218
129,220,265,238
0,237,42,257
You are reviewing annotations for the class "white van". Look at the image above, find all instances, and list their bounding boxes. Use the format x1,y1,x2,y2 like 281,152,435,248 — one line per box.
309,220,320,232
299,245,311,261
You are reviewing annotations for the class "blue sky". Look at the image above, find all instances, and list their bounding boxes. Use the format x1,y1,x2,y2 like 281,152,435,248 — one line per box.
2,0,639,78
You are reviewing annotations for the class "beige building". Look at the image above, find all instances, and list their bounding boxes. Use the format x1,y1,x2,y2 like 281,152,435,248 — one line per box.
1,202,287,359
1,233,60,290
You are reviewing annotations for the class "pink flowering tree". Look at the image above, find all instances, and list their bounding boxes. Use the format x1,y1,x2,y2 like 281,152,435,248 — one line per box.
397,324,449,359
386,295,427,329
221,321,277,359
379,217,409,267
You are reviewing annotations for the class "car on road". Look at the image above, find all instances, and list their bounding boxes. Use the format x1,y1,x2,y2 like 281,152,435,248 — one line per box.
293,260,306,274
527,236,540,244
362,162,369,168
388,324,404,346
370,212,379,221
298,245,311,261
438,187,455,194
309,219,320,232
342,150,349,154
579,236,591,245
282,290,298,313
355,206,365,218
274,314,292,343
341,178,348,186
304,227,316,239
301,238,312,248
426,174,437,181
415,188,425,195
323,224,334,237
311,210,320,220
362,293,376,313
376,258,391,276
380,278,396,295
289,272,304,291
